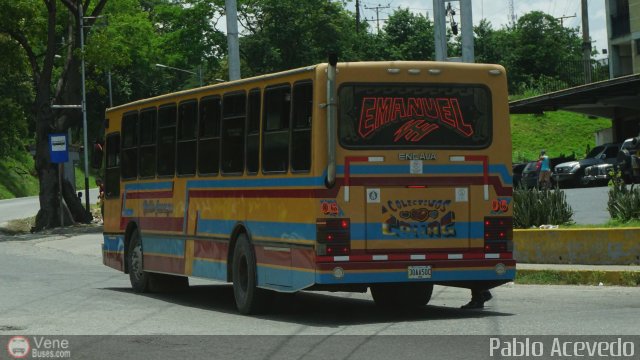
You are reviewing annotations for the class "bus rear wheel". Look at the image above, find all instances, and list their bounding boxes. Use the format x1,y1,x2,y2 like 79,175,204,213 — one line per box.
370,283,434,308
232,234,270,314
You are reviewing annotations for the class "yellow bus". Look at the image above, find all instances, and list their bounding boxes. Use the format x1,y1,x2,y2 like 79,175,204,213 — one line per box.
100,60,515,314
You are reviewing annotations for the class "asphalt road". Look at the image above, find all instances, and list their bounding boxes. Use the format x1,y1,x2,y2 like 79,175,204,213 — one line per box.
563,185,611,225
1,232,638,337
0,188,98,226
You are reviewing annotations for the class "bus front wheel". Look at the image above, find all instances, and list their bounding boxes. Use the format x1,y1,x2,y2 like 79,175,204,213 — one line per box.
370,283,434,308
232,234,270,314
127,229,189,293
128,229,151,293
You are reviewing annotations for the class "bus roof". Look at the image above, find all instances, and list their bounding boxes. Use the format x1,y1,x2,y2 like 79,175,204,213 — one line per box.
106,61,504,113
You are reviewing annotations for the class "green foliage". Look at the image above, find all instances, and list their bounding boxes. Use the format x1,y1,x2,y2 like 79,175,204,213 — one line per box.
0,152,38,199
382,8,434,60
607,172,640,222
0,33,33,157
475,12,583,94
510,111,611,162
513,186,574,228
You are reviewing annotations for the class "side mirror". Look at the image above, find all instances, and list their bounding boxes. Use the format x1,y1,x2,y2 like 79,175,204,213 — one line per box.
77,192,82,198
91,141,104,169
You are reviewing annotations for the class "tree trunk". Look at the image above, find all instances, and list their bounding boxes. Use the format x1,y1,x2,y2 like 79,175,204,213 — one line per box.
32,89,59,231
62,178,92,223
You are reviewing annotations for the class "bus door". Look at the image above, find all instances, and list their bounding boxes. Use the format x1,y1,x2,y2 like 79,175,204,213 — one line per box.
364,187,471,253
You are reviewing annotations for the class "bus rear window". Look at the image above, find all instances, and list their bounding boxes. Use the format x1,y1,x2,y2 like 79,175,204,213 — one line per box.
338,84,492,149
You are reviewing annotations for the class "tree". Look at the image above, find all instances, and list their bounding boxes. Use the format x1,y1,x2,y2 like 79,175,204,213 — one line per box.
237,0,368,76
0,0,107,230
382,8,435,61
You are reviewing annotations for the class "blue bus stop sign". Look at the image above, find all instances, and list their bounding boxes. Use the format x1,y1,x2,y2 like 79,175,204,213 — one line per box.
49,133,69,164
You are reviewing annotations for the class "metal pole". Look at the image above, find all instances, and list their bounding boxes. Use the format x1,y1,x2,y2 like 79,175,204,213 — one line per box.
225,0,241,80
581,0,592,83
460,0,474,63
59,163,64,226
198,65,203,87
433,0,447,61
79,5,90,212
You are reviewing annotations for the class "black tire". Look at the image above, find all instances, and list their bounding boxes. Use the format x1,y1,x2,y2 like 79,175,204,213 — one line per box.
232,234,270,314
127,229,189,293
128,229,151,293
370,283,434,308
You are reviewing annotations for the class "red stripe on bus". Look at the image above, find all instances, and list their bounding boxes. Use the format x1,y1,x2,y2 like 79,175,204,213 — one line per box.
315,259,515,271
193,240,228,260
103,251,124,271
188,176,511,199
348,247,486,256
143,254,185,274
119,217,184,232
126,191,174,199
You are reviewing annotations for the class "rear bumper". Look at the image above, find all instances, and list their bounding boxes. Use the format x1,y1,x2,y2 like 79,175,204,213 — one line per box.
315,257,516,286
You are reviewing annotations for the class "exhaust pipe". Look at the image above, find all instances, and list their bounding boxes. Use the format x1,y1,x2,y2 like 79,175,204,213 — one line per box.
326,54,338,187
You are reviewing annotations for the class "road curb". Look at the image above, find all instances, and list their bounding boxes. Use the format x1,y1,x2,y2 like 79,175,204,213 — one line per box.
514,228,640,265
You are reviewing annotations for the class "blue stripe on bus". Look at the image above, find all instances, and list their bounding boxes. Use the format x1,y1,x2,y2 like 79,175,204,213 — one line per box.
362,221,484,240
103,235,125,252
192,259,227,279
197,218,317,240
187,176,325,189
196,219,484,241
124,181,174,191
316,268,516,284
337,164,512,185
141,236,185,256
257,266,315,292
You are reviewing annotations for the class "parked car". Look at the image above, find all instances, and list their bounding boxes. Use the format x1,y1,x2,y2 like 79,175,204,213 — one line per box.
583,163,615,186
512,163,527,188
616,136,640,183
519,161,540,188
518,155,571,189
553,143,620,187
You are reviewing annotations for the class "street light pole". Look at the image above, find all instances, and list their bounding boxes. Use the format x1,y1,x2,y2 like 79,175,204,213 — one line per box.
155,63,203,87
79,5,90,213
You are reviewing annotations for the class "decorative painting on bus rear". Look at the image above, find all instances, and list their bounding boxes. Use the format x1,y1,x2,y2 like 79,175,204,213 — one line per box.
339,84,492,148
381,199,456,239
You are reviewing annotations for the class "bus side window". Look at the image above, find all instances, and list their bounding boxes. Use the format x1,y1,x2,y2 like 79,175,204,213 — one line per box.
263,85,291,173
105,133,120,198
291,81,312,172
121,111,139,180
221,92,246,174
177,100,198,175
246,89,261,175
157,104,177,177
139,107,157,178
198,97,221,175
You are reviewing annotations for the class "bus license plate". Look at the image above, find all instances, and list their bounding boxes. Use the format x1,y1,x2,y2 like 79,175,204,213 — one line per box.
407,266,432,279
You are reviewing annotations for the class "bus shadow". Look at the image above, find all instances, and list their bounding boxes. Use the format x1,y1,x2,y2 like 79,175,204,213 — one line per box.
104,284,513,326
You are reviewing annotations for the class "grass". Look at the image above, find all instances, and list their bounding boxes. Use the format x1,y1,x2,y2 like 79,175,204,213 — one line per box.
511,111,611,163
0,153,96,200
516,269,640,286
0,152,39,199
562,219,640,228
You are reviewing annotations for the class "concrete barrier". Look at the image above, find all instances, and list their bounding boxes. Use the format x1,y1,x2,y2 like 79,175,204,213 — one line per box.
514,228,640,265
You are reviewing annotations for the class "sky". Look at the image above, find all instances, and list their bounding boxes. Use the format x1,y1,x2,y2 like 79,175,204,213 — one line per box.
354,0,608,59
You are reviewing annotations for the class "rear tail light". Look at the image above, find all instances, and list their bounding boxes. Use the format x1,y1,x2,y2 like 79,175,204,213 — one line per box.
484,216,513,252
317,218,350,255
